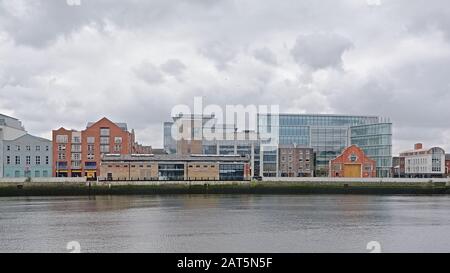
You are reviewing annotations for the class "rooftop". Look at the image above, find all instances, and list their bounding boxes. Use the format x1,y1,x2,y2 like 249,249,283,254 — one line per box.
102,154,250,163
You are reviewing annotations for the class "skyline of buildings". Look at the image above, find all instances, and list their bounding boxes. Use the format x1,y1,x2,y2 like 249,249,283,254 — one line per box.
1,111,449,179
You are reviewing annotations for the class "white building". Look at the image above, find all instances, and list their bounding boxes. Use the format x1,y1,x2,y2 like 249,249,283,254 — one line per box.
400,143,446,178
0,114,27,177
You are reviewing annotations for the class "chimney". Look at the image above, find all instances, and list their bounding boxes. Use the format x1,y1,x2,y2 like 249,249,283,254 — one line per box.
414,143,423,150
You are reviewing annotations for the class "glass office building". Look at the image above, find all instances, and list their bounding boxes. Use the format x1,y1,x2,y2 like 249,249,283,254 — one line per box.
258,114,392,177
350,123,392,178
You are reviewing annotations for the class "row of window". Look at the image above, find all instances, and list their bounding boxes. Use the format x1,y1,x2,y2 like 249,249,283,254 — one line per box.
57,144,122,152
6,145,49,152
6,156,49,165
56,134,123,144
58,153,95,160
6,170,50,178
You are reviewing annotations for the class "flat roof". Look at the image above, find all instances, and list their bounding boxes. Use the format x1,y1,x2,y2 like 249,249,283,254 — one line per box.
102,154,250,163
257,113,380,118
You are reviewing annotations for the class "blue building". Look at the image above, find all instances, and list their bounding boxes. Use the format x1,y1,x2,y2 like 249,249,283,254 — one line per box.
3,134,52,178
258,114,392,177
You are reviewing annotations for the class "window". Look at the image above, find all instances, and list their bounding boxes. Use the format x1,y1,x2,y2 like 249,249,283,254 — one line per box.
72,136,81,143
35,171,40,177
58,144,66,151
100,145,110,153
43,170,48,177
87,137,95,144
36,145,41,151
114,137,123,144
87,154,95,160
72,144,81,152
46,156,49,165
56,135,68,143
100,128,110,136
6,145,10,151
88,144,95,152
26,156,31,165
6,156,10,165
58,153,66,160
36,156,41,165
15,156,20,165
72,161,81,168
16,145,21,151
46,146,49,151
26,145,31,151
114,145,122,152
100,137,110,145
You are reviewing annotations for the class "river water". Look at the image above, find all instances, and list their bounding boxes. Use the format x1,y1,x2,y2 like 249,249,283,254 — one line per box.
0,194,449,253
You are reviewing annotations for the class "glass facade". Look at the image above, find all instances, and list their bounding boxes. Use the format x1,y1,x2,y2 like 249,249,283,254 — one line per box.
163,122,176,154
219,163,245,181
350,123,392,177
258,114,392,177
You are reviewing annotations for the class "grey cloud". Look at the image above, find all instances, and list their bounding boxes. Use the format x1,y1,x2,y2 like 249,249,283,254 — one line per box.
199,41,238,70
291,33,353,69
1,0,450,151
160,59,186,78
253,47,278,66
133,61,165,85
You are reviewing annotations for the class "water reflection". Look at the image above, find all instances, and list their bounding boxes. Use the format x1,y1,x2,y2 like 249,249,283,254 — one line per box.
0,195,450,253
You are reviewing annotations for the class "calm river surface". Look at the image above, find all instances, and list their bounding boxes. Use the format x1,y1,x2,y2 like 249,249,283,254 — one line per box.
1,194,449,253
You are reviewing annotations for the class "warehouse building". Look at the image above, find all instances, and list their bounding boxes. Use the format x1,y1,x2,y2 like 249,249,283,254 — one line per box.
99,154,251,181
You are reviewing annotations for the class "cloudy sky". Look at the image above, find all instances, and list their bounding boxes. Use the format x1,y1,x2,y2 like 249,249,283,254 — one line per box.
1,0,450,154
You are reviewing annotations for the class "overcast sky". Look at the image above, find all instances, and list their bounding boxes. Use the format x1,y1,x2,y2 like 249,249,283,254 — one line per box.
1,0,450,154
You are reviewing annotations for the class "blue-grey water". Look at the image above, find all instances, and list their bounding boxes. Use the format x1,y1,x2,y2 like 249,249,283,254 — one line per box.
0,194,449,253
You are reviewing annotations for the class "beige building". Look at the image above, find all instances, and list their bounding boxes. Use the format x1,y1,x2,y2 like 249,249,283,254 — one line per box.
100,154,251,181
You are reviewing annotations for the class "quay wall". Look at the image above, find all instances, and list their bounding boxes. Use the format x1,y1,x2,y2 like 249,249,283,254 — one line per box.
0,177,449,196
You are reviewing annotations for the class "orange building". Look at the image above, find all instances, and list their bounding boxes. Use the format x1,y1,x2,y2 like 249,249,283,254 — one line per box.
52,117,147,179
329,145,376,178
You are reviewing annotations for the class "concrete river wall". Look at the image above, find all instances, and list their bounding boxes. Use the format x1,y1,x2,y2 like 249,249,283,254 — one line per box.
0,177,449,196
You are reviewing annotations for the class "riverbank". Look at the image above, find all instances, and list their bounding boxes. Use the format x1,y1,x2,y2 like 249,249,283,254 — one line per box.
0,179,449,196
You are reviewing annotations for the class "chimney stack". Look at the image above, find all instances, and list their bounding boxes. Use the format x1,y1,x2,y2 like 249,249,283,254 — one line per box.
414,143,423,150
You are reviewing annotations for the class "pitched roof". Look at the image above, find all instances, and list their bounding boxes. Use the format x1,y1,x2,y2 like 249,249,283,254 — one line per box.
86,117,128,131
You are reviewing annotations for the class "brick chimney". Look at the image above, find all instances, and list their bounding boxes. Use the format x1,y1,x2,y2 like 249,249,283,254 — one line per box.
414,143,423,150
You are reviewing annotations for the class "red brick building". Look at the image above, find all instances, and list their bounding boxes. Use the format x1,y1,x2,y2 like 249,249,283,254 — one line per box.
52,117,147,179
446,154,450,177
329,145,376,178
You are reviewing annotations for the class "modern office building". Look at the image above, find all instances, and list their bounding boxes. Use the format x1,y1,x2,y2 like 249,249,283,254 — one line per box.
329,145,376,178
52,117,148,179
163,121,177,154
257,114,392,177
278,145,315,177
202,130,261,177
0,114,27,177
400,143,446,178
163,114,262,176
99,154,251,181
3,134,52,178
